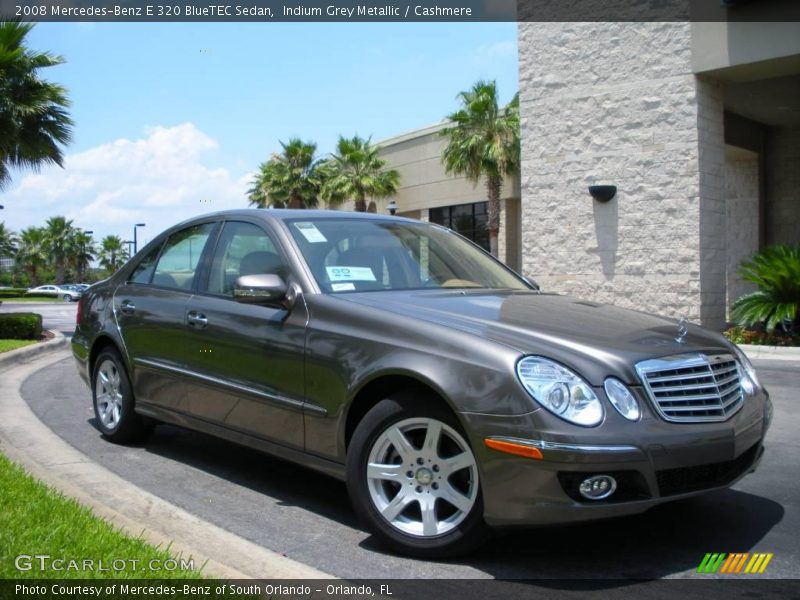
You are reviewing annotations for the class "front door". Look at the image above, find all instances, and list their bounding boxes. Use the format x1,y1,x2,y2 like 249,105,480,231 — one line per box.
182,220,307,449
115,222,216,413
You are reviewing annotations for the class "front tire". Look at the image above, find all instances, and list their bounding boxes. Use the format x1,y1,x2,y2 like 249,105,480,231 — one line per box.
92,348,153,443
346,393,489,557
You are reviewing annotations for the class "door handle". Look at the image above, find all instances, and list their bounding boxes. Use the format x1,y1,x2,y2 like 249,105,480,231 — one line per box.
119,300,135,315
186,311,208,329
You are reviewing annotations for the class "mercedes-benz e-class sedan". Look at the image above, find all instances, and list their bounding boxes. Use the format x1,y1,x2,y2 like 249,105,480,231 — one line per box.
72,210,771,556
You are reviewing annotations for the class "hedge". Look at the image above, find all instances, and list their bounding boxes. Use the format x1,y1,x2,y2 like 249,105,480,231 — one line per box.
0,313,43,340
0,288,30,298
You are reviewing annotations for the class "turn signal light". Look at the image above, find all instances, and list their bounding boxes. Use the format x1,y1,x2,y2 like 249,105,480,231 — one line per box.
484,438,543,460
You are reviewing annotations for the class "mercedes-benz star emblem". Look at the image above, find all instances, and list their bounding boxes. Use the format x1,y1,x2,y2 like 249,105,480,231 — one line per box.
675,316,688,344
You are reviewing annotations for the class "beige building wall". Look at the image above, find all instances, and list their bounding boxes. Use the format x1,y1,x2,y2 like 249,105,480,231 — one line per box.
517,22,728,328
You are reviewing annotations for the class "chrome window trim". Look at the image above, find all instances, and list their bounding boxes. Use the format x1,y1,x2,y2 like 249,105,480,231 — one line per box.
635,353,744,424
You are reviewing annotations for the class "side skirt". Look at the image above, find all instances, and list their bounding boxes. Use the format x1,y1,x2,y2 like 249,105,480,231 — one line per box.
136,402,346,481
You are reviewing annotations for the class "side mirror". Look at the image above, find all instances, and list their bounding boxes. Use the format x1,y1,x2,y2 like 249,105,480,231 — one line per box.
234,274,288,306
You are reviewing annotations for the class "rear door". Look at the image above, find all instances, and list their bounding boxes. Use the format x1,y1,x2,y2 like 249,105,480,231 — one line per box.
114,221,217,413
181,219,307,449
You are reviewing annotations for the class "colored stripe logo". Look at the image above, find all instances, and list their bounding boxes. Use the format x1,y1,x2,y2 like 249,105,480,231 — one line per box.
697,553,773,574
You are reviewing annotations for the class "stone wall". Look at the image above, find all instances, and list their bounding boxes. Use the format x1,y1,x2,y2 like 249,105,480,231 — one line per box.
518,22,727,328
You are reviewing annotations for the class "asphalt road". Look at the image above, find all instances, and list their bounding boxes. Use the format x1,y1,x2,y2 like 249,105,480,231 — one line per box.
19,353,800,581
0,301,77,336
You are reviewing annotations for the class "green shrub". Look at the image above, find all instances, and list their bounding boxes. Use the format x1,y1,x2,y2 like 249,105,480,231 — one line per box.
0,288,30,298
0,313,43,340
732,244,800,332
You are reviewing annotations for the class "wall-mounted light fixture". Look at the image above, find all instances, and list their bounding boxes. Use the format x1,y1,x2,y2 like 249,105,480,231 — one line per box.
387,199,397,216
588,185,617,203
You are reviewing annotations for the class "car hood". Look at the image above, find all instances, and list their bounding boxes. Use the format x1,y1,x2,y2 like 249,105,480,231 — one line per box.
340,290,734,385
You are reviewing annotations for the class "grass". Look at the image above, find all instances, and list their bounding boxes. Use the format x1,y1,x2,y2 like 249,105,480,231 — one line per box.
0,339,37,354
0,453,205,579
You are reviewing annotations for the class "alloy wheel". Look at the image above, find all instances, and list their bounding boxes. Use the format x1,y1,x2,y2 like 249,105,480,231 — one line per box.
366,417,478,538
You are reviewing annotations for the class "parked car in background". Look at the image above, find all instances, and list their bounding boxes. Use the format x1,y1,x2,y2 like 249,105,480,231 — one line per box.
71,210,771,557
27,284,82,302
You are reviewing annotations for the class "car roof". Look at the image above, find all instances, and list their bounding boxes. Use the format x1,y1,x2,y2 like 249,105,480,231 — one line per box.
169,208,418,231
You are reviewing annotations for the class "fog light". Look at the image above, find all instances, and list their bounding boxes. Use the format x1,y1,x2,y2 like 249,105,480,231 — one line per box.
579,475,617,500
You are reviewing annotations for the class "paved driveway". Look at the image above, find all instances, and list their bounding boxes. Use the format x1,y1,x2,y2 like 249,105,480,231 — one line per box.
20,356,800,580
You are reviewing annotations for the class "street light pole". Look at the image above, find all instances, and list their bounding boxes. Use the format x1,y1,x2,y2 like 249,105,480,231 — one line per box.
133,223,146,254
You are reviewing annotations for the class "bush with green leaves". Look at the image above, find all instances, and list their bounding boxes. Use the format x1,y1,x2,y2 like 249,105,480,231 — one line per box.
0,287,29,298
732,245,800,333
0,312,42,339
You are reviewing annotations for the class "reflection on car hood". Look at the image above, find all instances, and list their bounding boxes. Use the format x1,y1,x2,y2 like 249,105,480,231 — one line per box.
341,290,733,383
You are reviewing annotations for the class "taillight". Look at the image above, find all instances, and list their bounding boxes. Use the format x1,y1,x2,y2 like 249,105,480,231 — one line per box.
76,296,88,326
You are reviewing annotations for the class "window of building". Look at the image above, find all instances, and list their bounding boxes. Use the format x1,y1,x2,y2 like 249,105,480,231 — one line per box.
429,201,489,251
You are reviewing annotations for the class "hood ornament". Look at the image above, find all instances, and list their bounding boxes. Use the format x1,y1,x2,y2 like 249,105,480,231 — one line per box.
675,316,688,344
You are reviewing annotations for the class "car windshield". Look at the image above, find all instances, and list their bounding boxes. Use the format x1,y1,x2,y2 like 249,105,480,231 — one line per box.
286,218,530,293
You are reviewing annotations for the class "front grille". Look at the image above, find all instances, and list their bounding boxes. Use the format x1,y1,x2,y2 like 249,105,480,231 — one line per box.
636,353,744,423
656,443,761,496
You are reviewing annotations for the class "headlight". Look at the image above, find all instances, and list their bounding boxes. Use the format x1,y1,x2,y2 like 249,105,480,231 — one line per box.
603,378,641,421
732,346,760,395
516,356,604,426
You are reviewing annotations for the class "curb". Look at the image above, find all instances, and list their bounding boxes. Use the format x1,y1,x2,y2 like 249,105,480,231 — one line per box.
0,350,334,580
0,329,67,369
739,344,800,362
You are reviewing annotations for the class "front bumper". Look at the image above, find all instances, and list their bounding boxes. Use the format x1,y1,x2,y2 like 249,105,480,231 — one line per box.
461,388,771,527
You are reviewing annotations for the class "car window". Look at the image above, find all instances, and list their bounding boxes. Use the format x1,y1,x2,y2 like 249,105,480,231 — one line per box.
203,221,289,297
129,242,162,284
286,218,529,293
151,223,215,291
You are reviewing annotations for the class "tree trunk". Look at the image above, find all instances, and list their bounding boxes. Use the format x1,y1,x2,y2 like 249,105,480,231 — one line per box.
354,195,367,212
486,176,502,258
289,193,303,209
55,258,64,284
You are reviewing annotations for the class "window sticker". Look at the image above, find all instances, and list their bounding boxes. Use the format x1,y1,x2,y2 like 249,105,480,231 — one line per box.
293,222,327,243
326,266,377,282
331,282,356,292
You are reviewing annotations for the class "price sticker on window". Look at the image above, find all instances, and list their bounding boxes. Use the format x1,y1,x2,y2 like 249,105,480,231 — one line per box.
326,266,377,282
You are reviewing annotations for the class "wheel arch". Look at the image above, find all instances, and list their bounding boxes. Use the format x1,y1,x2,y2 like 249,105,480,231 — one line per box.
88,334,126,381
344,371,460,453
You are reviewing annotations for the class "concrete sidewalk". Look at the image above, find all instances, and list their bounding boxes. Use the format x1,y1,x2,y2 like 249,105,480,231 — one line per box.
0,345,332,580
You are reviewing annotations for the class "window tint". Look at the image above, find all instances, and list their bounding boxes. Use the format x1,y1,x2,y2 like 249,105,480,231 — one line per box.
151,223,215,291
128,243,162,284
204,221,288,297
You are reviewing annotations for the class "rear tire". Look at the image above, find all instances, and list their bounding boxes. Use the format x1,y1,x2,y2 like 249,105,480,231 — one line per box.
92,347,153,443
346,392,490,557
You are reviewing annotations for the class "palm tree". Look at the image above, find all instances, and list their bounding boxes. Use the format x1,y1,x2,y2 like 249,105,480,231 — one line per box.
0,221,17,257
0,21,74,190
732,245,800,333
16,226,48,285
71,229,95,282
42,215,75,283
248,139,326,209
322,135,400,212
97,235,129,274
440,80,520,257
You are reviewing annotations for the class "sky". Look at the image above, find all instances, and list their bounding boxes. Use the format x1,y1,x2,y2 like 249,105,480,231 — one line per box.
2,22,518,247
